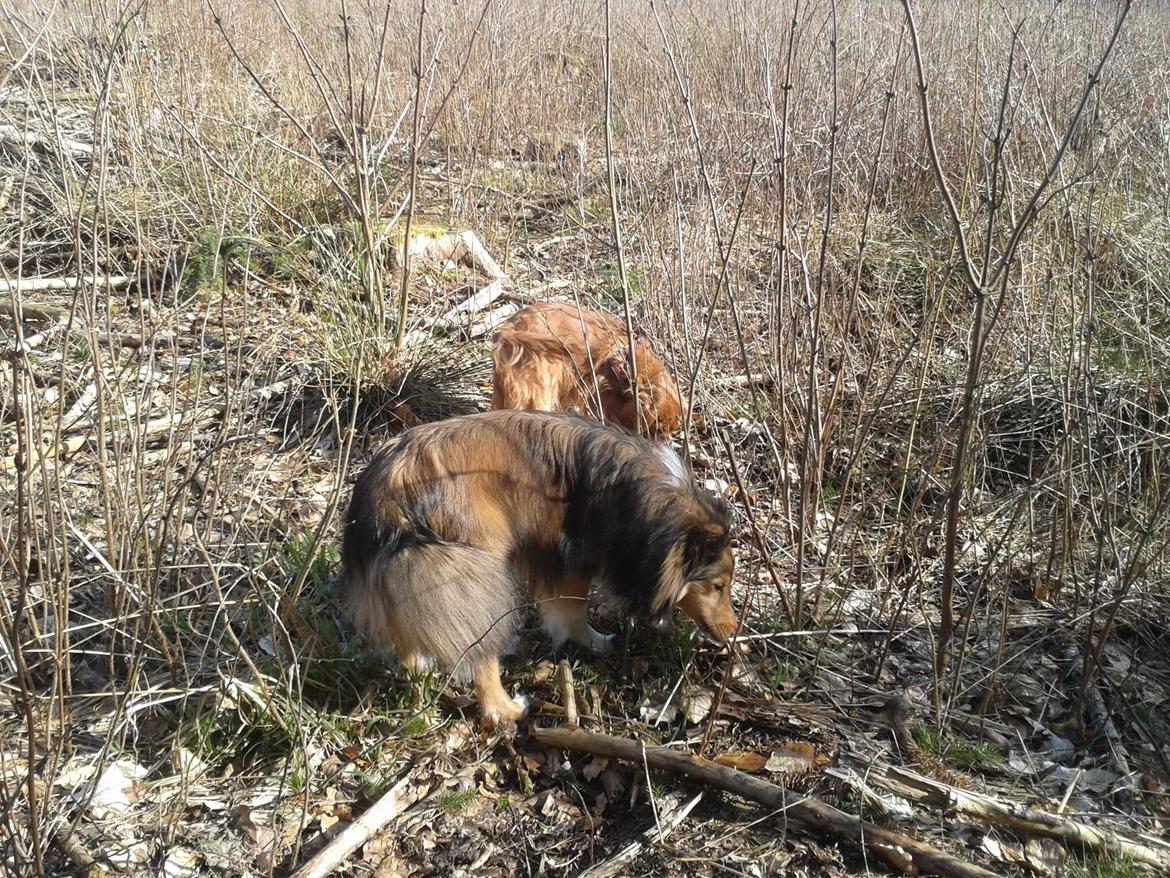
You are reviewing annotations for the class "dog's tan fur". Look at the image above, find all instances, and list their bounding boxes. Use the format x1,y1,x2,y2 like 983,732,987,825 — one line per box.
491,301,684,438
341,410,734,726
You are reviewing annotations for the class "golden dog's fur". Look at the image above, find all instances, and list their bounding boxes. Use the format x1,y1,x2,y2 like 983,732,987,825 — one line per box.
491,301,684,438
341,410,735,726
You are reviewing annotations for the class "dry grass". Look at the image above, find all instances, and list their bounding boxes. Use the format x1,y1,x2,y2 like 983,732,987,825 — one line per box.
1,0,1169,875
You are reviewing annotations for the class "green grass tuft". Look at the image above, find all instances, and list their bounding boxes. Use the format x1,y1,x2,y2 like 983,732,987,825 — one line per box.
437,787,480,815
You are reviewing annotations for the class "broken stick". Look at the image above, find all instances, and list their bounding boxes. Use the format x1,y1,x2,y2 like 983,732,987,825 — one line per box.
864,763,1170,871
532,726,998,878
579,791,704,878
0,275,130,294
557,660,578,727
288,769,433,878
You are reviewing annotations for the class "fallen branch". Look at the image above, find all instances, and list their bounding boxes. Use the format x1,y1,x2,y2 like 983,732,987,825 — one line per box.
532,726,998,878
431,278,506,331
503,278,572,304
557,660,578,727
0,300,68,320
579,791,704,878
0,404,226,471
0,123,93,156
9,316,67,352
400,279,507,349
0,274,130,294
715,373,776,390
288,769,434,878
862,762,1170,871
467,303,519,339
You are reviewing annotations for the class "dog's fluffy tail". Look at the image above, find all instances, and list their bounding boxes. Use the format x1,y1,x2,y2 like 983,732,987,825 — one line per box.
341,536,521,680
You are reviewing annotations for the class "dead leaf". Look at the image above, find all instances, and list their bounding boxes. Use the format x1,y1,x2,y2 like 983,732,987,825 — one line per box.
764,742,828,776
579,810,604,831
599,767,626,803
1032,575,1061,602
161,846,200,878
982,833,1032,871
682,689,714,724
703,477,732,497
714,752,768,772
52,755,98,790
871,841,914,874
89,759,147,820
104,830,151,872
170,748,207,781
1024,838,1064,876
582,757,608,781
532,660,556,683
639,696,678,726
592,792,608,818
234,805,276,847
373,854,408,878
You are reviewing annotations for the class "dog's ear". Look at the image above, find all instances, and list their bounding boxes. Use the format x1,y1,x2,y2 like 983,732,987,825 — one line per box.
684,519,727,573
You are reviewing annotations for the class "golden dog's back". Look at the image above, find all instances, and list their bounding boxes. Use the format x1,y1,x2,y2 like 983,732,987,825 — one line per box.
491,302,684,436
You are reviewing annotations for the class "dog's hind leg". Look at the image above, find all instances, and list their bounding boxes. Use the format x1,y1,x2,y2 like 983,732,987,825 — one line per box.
537,575,615,654
472,656,529,727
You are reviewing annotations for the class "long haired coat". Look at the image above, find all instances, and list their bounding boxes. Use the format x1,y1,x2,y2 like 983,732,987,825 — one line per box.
341,410,735,725
491,301,684,438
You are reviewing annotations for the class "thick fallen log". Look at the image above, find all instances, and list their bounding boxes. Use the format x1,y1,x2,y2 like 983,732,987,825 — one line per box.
532,726,998,878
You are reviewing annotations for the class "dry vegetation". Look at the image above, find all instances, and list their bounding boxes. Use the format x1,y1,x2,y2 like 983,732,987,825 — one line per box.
1,0,1169,875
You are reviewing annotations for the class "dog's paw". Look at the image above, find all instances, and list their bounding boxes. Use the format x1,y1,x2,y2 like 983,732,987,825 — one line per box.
480,692,530,730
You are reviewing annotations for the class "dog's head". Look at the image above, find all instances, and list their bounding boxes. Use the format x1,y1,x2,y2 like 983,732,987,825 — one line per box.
600,345,684,438
653,487,737,644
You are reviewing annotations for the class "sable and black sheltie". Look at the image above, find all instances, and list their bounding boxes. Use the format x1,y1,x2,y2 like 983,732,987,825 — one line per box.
340,410,736,726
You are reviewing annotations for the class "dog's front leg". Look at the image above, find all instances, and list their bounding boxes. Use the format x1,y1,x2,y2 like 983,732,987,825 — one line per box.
472,656,529,728
537,577,615,654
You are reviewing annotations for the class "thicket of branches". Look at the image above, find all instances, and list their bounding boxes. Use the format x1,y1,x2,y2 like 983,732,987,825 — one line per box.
1,0,1167,874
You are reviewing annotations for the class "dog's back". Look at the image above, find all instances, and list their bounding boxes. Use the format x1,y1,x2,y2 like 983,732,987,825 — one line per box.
341,413,589,676
491,302,683,436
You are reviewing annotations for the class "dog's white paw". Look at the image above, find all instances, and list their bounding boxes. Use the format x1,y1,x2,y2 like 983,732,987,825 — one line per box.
481,692,530,730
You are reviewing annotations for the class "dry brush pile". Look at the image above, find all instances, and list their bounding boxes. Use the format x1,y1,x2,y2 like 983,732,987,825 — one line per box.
1,0,1169,876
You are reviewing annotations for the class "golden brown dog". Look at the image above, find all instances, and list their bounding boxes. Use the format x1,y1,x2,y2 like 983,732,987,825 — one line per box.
491,301,684,438
341,410,735,726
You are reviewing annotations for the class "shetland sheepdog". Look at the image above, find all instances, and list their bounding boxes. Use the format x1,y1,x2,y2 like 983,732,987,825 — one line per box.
491,301,684,439
340,410,735,726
